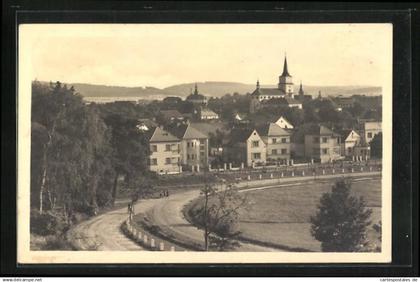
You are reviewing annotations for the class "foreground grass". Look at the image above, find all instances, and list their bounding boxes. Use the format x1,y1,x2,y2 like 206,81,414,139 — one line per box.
238,177,382,251
186,177,381,252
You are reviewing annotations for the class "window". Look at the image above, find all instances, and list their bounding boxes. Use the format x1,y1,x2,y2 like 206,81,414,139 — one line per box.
348,147,352,154
272,138,277,144
281,138,287,143
313,137,320,143
272,149,278,155
367,132,373,138
187,142,190,148
322,148,329,155
253,153,261,159
281,149,287,155
165,158,171,164
322,137,328,143
151,158,157,165
165,144,171,151
200,151,205,157
151,145,157,152
252,141,259,147
191,154,195,160
187,154,190,160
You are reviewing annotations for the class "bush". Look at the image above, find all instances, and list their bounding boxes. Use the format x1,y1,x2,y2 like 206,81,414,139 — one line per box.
30,210,68,236
43,235,74,250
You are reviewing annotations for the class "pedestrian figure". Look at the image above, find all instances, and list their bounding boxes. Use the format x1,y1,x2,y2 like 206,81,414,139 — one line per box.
166,190,169,197
127,203,132,221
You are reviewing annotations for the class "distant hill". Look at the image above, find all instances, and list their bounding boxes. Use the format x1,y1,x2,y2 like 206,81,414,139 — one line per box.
39,81,381,101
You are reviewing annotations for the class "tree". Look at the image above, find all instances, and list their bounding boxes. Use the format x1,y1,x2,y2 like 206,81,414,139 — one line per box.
370,132,382,159
194,175,247,251
310,179,372,252
101,112,150,206
31,81,114,219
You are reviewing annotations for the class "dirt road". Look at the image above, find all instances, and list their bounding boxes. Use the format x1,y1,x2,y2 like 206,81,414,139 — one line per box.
68,171,381,251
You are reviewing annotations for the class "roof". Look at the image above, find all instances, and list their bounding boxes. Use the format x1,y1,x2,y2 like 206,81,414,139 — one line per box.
251,88,286,97
160,110,184,119
137,118,157,128
189,122,227,136
163,96,182,103
186,93,206,101
306,124,340,136
170,124,208,140
149,127,180,143
227,128,254,145
283,96,302,105
338,129,360,140
200,108,218,116
334,97,354,106
256,123,291,137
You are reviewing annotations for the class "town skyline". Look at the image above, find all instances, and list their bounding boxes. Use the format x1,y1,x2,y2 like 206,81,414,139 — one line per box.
22,24,392,89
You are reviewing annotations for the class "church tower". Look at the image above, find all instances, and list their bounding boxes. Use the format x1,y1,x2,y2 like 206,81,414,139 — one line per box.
298,81,304,97
278,56,294,96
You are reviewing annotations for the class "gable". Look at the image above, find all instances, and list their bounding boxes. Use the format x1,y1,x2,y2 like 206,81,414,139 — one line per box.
275,116,294,129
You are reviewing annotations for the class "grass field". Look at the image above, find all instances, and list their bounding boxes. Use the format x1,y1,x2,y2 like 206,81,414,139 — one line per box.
238,177,382,251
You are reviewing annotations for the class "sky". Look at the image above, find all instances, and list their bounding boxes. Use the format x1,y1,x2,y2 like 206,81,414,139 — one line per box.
20,24,392,88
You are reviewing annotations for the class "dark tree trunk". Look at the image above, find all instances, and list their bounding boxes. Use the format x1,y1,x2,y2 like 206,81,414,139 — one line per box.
111,173,119,207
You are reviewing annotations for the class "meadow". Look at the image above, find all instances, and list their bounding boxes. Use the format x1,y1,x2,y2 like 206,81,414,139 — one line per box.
238,177,382,251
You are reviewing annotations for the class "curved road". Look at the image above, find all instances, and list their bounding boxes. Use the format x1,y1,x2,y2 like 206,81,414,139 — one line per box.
68,171,381,251
69,189,278,251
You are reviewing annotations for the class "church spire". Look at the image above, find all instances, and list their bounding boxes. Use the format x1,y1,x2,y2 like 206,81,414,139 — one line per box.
299,81,304,96
256,79,260,90
281,55,291,77
194,83,198,95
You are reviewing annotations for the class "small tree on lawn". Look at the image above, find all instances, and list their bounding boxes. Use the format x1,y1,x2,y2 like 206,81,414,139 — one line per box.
310,179,373,252
198,175,246,251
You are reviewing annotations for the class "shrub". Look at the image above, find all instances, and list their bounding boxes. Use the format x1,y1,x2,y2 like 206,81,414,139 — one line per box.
30,210,68,236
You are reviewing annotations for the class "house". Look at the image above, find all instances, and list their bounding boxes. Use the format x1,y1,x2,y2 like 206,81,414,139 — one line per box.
148,127,182,174
358,120,382,143
304,125,342,163
234,113,249,124
224,128,267,167
160,110,184,122
333,96,355,110
257,123,291,165
246,129,268,167
352,139,371,160
163,96,183,104
136,118,157,132
283,96,303,109
275,116,294,129
340,129,362,157
223,128,253,166
186,84,207,106
171,124,209,172
199,108,219,120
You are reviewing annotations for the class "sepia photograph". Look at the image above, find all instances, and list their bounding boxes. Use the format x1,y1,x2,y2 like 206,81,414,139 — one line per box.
17,23,392,264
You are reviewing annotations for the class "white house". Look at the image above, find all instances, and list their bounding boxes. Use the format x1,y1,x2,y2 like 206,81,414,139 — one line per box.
275,116,294,129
